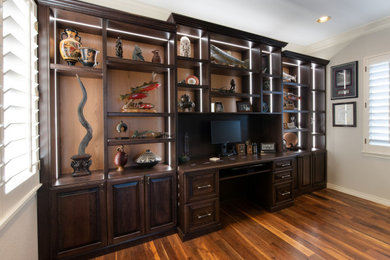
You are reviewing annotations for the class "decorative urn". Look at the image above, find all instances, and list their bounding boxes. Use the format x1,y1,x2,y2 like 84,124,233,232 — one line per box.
59,28,82,65
135,149,161,168
114,145,128,171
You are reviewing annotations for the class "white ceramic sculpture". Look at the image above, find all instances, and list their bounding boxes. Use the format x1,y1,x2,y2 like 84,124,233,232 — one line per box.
180,36,191,57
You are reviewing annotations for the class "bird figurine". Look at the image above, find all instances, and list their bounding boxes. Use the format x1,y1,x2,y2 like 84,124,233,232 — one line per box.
151,50,161,63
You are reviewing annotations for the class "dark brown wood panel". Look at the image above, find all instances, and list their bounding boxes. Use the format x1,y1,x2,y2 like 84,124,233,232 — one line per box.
297,153,312,192
53,183,106,258
107,177,145,244
312,150,326,187
145,172,177,233
94,189,390,260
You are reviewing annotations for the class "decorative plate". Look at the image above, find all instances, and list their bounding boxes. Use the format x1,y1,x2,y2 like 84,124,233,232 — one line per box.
185,75,199,85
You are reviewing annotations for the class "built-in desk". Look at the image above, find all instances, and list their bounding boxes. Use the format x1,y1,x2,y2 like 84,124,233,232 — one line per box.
177,152,300,241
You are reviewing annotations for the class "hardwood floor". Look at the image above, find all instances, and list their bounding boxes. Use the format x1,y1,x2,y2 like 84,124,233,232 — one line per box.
93,189,390,260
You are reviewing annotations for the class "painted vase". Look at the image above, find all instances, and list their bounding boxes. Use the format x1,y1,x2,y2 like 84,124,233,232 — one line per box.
79,47,99,67
59,28,82,66
114,145,128,171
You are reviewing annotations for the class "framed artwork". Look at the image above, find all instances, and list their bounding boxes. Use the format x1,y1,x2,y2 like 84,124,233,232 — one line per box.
332,102,356,127
331,61,358,99
236,101,252,112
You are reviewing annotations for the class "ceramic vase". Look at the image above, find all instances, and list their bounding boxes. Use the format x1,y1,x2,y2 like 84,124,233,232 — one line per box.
59,28,82,66
79,47,99,67
135,149,161,168
114,145,128,171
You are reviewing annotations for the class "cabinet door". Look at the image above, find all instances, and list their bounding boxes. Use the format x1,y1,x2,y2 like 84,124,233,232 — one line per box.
297,154,312,193
145,172,177,233
312,150,326,187
107,177,145,244
52,183,106,259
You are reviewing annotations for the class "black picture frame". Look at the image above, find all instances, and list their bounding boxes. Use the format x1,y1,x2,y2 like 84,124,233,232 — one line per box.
331,61,358,99
332,102,356,127
236,101,252,112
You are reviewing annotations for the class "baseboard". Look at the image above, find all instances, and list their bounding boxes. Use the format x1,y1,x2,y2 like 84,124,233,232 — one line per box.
327,183,390,206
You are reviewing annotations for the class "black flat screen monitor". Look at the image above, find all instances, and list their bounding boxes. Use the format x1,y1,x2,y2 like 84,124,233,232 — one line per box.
211,120,242,156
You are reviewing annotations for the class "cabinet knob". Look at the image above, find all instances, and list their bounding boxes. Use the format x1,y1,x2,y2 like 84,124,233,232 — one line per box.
197,213,212,219
197,184,212,189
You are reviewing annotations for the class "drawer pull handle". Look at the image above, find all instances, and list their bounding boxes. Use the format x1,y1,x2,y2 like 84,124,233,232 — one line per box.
280,163,291,167
281,191,291,196
280,175,290,179
197,213,212,219
197,184,212,189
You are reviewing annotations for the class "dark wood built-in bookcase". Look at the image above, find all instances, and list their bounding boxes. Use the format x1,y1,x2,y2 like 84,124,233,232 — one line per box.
37,1,328,259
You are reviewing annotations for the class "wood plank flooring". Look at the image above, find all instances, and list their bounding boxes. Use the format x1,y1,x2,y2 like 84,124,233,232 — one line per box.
93,189,390,260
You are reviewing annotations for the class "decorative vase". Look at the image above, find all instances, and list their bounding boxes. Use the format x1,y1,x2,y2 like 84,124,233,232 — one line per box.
179,36,191,57
60,28,82,66
79,47,99,67
135,149,161,168
114,145,128,171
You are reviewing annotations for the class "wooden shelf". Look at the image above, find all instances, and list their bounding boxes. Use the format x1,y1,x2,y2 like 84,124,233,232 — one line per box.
263,91,283,95
53,170,105,187
283,128,309,133
107,137,175,146
176,56,208,68
177,83,208,90
283,109,309,113
106,56,174,72
50,63,103,78
210,63,252,76
210,91,260,98
108,164,175,180
261,73,281,79
283,82,308,88
107,112,175,117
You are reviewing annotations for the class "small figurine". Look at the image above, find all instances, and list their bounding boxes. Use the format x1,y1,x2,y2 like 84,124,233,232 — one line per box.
178,94,195,112
210,44,249,69
283,72,297,82
114,145,128,171
151,50,161,63
120,73,160,112
131,130,163,138
132,45,144,61
180,36,191,57
116,37,123,58
115,120,129,139
230,79,236,93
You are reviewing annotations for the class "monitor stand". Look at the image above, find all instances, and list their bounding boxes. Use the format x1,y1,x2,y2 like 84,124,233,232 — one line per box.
219,143,233,157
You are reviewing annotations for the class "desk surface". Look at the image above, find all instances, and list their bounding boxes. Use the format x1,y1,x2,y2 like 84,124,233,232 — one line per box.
178,151,308,173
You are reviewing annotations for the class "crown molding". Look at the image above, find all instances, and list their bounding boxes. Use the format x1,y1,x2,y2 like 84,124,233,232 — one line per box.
306,16,390,55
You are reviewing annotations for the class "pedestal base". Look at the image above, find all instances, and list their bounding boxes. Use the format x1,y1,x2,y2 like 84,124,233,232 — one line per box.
71,154,92,177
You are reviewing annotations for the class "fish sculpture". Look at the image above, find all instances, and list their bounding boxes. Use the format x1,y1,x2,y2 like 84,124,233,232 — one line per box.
210,44,249,69
132,45,145,61
283,72,297,82
120,73,160,112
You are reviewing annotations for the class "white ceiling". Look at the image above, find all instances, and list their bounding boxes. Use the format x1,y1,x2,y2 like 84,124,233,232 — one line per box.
82,0,390,47
133,0,390,46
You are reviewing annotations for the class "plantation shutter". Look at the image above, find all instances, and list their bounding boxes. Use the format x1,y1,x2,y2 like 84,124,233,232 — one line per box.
367,61,390,147
0,0,40,229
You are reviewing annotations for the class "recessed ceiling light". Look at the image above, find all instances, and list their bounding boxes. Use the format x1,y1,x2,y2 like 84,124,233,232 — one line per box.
317,16,331,23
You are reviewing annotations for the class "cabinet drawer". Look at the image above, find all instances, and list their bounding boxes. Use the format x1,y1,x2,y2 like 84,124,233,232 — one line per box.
273,169,293,183
185,170,218,203
274,181,293,204
273,158,294,171
185,199,219,233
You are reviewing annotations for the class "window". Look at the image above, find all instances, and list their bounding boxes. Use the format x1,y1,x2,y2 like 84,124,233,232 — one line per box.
0,0,40,230
363,52,390,156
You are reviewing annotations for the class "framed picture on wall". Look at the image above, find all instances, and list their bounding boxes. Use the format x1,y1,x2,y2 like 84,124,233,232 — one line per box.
332,102,356,127
331,61,358,99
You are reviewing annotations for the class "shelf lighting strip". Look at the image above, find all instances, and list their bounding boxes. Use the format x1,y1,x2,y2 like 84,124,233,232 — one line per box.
210,39,250,50
282,61,299,67
199,37,203,112
298,62,301,147
312,63,316,149
50,17,102,29
249,47,253,105
270,52,273,112
107,28,168,42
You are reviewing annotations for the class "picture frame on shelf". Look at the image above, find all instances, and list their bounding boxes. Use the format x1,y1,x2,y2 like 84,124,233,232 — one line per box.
236,101,252,112
331,61,358,99
215,101,224,112
332,102,356,127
